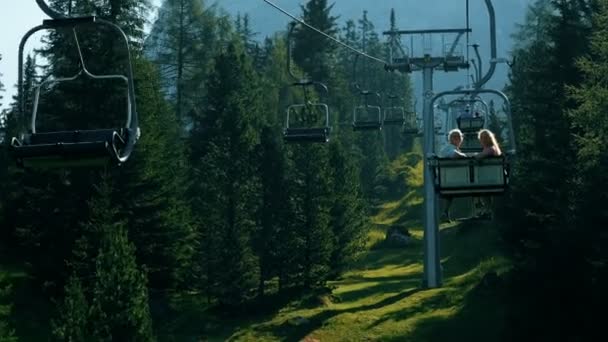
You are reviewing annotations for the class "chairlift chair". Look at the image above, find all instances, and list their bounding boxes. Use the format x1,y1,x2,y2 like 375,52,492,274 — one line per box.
430,89,516,198
283,81,331,144
383,94,406,126
353,91,382,131
9,15,139,169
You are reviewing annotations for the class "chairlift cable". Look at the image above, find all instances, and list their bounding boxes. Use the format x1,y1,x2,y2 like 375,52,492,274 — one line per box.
261,0,387,65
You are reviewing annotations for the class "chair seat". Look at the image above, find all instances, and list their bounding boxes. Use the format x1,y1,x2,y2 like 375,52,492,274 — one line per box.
383,118,405,126
430,156,509,198
10,129,125,169
283,127,329,143
353,122,382,131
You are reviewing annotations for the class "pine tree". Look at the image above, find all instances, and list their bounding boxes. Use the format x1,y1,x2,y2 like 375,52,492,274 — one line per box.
252,126,291,297
292,0,338,82
115,57,197,293
145,0,225,126
88,225,155,341
190,42,262,305
501,1,593,340
52,276,89,342
328,139,369,277
567,0,608,336
288,144,333,289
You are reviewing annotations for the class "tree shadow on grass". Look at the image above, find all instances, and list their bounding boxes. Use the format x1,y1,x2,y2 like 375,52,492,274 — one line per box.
254,287,422,342
378,280,507,342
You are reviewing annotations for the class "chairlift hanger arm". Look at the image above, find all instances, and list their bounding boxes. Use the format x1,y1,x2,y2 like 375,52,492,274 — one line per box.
19,17,137,131
36,0,65,19
475,0,497,89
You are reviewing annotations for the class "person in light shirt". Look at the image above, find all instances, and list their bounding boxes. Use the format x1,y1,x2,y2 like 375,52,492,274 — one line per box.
439,129,467,222
439,129,468,158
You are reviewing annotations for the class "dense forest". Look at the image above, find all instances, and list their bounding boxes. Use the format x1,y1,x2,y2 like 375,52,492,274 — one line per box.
0,0,607,341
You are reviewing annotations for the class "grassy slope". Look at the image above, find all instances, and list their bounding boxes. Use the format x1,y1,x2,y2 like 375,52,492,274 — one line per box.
219,151,510,342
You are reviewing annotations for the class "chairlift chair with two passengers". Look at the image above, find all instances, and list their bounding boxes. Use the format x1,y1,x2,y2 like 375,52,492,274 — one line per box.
9,0,139,169
283,22,331,143
429,89,516,197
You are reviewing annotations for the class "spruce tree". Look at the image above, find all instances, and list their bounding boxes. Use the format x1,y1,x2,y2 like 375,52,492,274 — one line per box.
88,225,155,341
190,42,262,305
501,1,593,340
52,276,88,342
145,0,224,126
292,0,338,82
567,0,608,336
288,144,333,289
252,126,291,297
328,139,369,277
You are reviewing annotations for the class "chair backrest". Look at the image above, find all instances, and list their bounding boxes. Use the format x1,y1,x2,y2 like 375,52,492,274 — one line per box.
354,105,382,123
286,103,329,129
432,156,507,196
458,116,485,131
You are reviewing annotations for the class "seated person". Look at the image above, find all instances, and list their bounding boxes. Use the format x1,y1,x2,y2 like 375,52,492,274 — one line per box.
439,129,467,222
439,128,468,158
474,129,503,218
475,129,502,158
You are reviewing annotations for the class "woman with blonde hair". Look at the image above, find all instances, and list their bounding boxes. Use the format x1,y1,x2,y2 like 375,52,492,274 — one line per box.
474,129,502,219
476,129,502,158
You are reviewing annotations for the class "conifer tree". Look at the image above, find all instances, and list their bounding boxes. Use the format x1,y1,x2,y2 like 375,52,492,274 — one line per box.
52,276,88,342
328,139,369,276
88,225,155,341
145,0,224,125
501,1,593,340
253,126,291,297
190,42,262,305
567,0,608,336
288,144,333,288
292,0,338,82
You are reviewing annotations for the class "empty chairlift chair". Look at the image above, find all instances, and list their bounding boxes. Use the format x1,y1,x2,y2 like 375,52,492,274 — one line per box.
353,91,383,131
383,94,406,126
452,99,489,153
283,81,331,143
9,16,139,169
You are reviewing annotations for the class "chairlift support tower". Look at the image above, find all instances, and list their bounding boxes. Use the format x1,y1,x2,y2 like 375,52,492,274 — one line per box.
383,0,499,288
